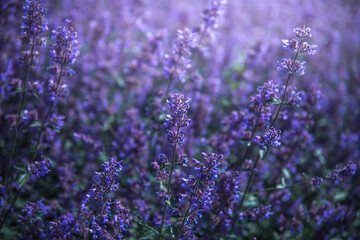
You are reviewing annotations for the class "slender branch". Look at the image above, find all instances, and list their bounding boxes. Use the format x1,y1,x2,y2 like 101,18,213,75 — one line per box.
176,201,193,240
237,104,263,168
230,154,260,233
131,213,159,234
30,59,65,164
230,37,305,234
1,59,66,230
4,42,35,183
252,180,310,195
272,38,303,127
176,185,200,240
158,125,181,240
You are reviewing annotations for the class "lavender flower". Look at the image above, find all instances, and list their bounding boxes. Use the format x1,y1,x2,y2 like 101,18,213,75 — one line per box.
151,154,170,181
164,93,191,144
253,127,281,150
85,158,123,202
238,205,274,222
177,153,223,239
288,90,304,107
21,0,48,46
293,27,312,38
49,213,76,239
28,155,52,178
201,0,227,37
310,177,323,189
278,26,316,76
22,109,38,125
310,201,333,226
18,199,51,239
249,80,280,128
277,58,306,75
47,19,79,101
49,19,79,67
327,161,357,185
164,28,194,90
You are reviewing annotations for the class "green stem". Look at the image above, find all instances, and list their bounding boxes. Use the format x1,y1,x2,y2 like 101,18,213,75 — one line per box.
271,73,292,127
158,125,181,240
252,180,310,195
176,201,193,240
30,60,65,163
237,104,263,168
230,154,260,233
1,61,66,230
272,38,303,127
131,212,159,235
230,37,305,234
4,43,35,183
175,185,200,240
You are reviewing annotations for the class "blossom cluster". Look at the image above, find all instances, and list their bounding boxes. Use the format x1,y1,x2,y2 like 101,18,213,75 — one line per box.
164,29,194,83
164,93,192,144
253,127,281,150
238,205,274,222
177,153,223,239
48,19,79,101
21,0,48,46
28,156,52,178
326,161,357,185
278,26,317,75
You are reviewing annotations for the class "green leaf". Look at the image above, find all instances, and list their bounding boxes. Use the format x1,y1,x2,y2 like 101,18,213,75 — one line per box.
334,191,348,202
114,76,125,88
160,163,171,171
268,98,281,105
259,149,265,159
281,177,287,187
159,181,167,192
15,88,26,93
165,199,172,207
29,121,42,128
315,148,326,165
259,146,268,159
158,113,166,122
102,115,116,131
301,172,309,179
282,168,291,179
13,164,27,173
18,172,30,188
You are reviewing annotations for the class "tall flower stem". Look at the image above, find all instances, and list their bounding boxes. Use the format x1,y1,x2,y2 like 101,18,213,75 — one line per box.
230,37,305,234
158,125,181,240
148,55,181,165
176,202,193,240
30,60,64,164
175,186,200,240
230,153,260,233
236,104,263,168
0,60,65,231
272,38,303,126
4,42,35,183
